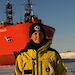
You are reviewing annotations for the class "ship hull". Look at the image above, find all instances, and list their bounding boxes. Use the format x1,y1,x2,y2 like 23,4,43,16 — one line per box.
0,23,55,65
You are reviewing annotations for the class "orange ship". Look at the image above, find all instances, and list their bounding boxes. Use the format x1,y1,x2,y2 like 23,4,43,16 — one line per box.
0,0,55,65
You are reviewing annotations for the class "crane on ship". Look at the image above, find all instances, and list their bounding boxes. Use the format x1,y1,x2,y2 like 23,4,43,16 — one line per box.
5,0,13,25
24,0,41,23
0,0,13,25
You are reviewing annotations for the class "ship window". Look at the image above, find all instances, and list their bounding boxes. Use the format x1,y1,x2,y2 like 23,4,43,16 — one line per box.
4,37,12,41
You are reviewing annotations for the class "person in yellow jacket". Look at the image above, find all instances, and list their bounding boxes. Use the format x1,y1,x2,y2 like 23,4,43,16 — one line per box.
15,23,67,75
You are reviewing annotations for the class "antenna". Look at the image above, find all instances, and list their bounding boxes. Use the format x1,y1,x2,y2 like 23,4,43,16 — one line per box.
6,0,13,25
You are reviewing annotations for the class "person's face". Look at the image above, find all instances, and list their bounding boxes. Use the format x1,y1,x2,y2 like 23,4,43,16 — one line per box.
31,31,44,44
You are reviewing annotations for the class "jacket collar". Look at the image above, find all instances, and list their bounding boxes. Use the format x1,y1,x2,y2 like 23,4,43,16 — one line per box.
25,40,48,50
25,40,52,53
22,40,52,58
37,40,52,53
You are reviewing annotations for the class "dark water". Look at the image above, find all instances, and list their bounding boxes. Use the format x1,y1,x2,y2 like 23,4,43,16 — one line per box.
62,59,75,63
63,59,75,75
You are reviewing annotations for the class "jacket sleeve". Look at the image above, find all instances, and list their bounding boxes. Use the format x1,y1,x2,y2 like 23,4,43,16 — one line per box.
15,55,23,75
55,52,68,75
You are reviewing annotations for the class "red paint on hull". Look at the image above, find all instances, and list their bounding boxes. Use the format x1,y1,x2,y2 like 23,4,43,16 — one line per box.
0,23,55,65
0,54,15,65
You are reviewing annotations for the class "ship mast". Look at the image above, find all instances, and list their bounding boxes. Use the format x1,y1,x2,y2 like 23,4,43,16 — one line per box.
6,0,13,25
24,0,41,23
24,0,33,22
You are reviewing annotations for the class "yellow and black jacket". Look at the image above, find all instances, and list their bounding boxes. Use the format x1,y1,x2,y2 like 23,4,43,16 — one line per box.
15,40,67,75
